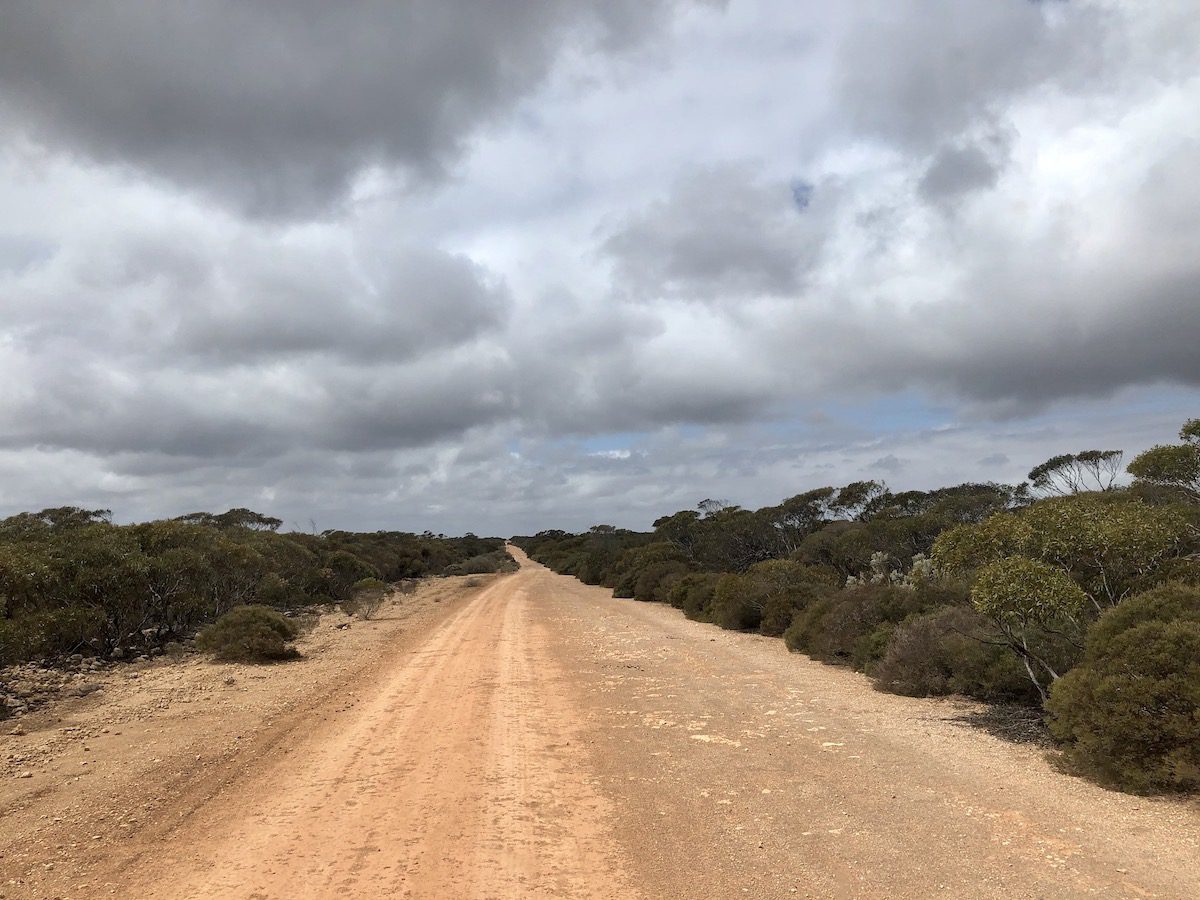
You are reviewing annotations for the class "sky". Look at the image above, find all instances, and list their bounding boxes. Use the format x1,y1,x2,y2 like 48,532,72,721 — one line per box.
1,0,1198,536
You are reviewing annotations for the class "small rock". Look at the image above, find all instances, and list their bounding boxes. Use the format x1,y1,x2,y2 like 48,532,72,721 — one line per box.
16,771,33,779
9,725,25,736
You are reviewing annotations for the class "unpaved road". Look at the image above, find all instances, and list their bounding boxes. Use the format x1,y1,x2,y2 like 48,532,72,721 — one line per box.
2,549,1198,899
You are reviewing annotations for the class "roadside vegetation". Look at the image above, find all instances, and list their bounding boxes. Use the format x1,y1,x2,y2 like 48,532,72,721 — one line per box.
515,418,1200,794
0,507,512,668
196,605,301,662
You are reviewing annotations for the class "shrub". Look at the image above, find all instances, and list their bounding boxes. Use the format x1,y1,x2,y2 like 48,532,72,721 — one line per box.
443,550,518,576
343,577,389,620
1046,582,1200,793
872,606,1040,704
609,542,691,598
196,605,300,662
255,572,296,606
784,582,958,671
633,561,691,602
668,573,720,622
712,574,761,631
0,607,108,664
710,560,834,636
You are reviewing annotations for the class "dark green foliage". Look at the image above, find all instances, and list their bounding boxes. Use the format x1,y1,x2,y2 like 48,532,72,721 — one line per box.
0,506,505,664
321,550,380,603
712,573,761,631
711,560,837,635
633,561,691,602
1127,418,1200,502
1047,582,1200,793
0,606,109,665
255,572,297,606
513,528,654,587
196,605,301,662
667,573,720,621
784,582,958,670
607,542,691,598
793,522,875,579
871,606,1041,704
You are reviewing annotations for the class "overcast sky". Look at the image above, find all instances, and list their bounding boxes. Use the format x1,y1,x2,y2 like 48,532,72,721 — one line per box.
1,0,1198,535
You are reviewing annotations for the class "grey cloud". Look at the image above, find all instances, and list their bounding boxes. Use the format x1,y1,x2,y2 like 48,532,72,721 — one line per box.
175,246,508,364
0,0,689,217
0,343,517,460
0,216,519,461
871,454,904,475
6,226,509,368
834,0,1109,149
0,233,55,274
918,132,1012,203
602,167,828,301
815,223,1200,414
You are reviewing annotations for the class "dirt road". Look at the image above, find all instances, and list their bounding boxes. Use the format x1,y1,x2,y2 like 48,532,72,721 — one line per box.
3,549,1198,898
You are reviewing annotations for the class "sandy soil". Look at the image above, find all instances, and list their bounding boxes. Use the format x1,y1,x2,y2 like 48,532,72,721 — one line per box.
2,549,1197,899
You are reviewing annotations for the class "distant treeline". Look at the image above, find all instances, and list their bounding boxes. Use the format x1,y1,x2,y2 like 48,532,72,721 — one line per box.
515,419,1200,794
0,506,510,666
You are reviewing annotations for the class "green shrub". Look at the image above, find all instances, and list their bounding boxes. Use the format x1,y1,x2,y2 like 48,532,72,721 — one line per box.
609,542,691,599
1047,582,1200,793
668,573,720,622
871,606,1040,704
712,574,761,631
196,605,300,662
633,561,691,602
710,560,834,636
255,572,296,606
443,550,518,576
0,618,33,665
784,583,956,670
0,607,108,664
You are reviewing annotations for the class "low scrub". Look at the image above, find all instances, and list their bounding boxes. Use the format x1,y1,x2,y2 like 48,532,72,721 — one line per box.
1046,582,1200,793
871,606,1041,704
633,561,691,602
784,582,956,671
196,605,301,662
713,560,836,635
442,550,517,576
668,573,721,622
0,606,108,665
342,577,389,620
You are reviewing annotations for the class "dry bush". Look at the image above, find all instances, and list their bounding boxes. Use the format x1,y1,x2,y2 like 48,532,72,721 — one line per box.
342,577,389,620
